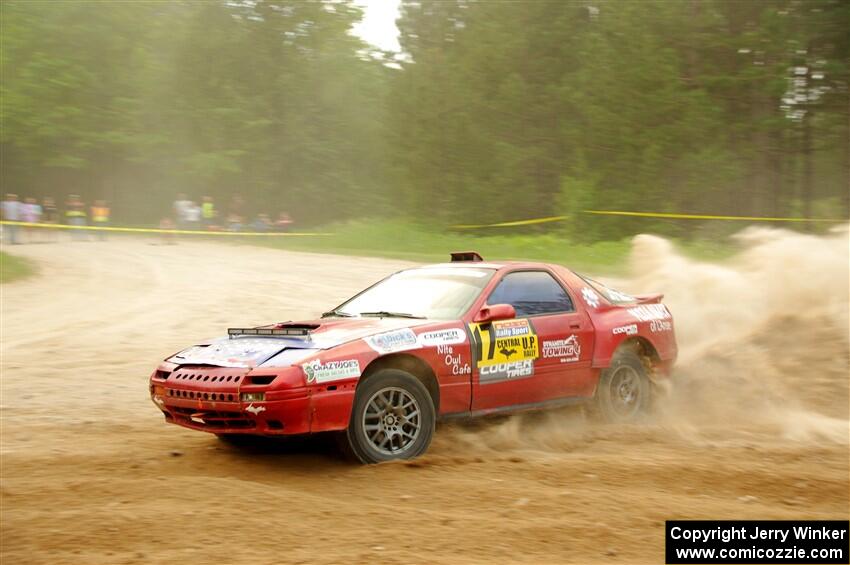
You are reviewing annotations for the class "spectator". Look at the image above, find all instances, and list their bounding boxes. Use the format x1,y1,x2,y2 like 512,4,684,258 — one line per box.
22,196,42,221
20,197,42,243
275,211,293,232
229,194,244,219
173,193,191,230
65,194,87,241
185,201,201,231
201,196,215,229
43,196,60,242
159,217,176,245
226,212,242,232
91,200,110,241
2,193,21,244
252,213,272,232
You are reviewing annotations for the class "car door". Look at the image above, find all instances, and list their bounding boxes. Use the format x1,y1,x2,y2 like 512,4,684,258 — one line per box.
469,269,595,411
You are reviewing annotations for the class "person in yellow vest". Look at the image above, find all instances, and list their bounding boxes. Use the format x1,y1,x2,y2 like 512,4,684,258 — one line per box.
65,194,87,241
91,200,110,241
201,195,215,229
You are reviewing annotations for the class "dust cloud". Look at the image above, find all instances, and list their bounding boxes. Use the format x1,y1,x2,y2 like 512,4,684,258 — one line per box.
634,225,849,444
441,225,850,453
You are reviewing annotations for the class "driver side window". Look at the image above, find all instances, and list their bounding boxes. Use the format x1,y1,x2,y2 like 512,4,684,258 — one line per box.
487,271,574,317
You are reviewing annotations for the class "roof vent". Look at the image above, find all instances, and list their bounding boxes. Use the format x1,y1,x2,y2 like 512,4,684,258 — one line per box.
450,251,483,262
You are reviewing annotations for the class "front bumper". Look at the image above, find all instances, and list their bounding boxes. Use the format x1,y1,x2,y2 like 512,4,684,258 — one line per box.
154,394,311,436
149,365,311,436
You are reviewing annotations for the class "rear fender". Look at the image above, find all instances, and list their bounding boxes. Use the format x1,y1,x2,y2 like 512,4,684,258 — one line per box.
590,307,677,369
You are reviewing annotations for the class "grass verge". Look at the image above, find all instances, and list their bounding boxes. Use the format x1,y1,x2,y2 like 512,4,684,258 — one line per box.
0,250,36,284
243,219,736,275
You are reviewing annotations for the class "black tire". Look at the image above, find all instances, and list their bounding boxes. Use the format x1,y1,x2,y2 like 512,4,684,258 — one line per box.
593,348,651,423
342,369,435,464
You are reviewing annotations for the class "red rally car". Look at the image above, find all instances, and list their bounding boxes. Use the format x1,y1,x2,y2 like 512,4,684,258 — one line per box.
149,252,677,463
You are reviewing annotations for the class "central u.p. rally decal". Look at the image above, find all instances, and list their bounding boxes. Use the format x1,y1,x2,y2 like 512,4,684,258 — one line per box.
469,319,540,384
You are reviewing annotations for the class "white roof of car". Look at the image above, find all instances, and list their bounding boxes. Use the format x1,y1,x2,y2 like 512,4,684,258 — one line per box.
422,262,504,270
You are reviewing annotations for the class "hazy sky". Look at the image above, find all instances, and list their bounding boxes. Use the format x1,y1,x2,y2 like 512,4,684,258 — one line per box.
352,0,401,52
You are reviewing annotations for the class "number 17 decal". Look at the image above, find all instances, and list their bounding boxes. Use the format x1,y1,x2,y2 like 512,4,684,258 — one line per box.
469,319,539,384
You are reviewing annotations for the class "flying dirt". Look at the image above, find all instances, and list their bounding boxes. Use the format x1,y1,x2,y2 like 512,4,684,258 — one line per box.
1,228,847,564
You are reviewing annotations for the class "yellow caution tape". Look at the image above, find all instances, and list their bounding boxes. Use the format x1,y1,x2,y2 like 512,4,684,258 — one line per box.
0,220,333,236
452,216,568,229
584,210,847,222
452,211,846,229
7,210,845,237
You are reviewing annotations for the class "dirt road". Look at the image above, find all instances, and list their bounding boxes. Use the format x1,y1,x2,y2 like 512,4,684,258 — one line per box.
1,236,847,564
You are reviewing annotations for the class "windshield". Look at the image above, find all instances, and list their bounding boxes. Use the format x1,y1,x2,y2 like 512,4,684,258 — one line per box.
332,267,495,319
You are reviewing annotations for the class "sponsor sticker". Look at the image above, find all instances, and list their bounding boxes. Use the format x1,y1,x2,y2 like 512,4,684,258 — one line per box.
417,328,467,347
605,288,635,303
469,319,539,383
493,319,534,338
613,324,638,336
479,359,534,383
302,359,361,384
627,304,671,322
171,339,281,367
650,319,672,332
437,343,471,376
542,335,581,363
366,328,419,354
581,287,601,308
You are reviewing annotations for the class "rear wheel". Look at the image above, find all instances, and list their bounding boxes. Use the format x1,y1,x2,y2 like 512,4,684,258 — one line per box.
593,349,651,422
342,369,435,464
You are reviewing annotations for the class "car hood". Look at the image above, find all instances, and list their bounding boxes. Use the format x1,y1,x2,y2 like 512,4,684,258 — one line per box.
167,317,435,368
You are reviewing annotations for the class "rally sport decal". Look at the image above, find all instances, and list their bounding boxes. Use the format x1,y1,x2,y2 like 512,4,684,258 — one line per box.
469,319,539,384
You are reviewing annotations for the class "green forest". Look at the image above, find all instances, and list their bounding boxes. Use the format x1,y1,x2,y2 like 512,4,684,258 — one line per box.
2,0,848,239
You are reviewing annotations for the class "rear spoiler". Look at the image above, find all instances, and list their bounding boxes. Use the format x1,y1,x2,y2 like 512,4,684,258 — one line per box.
632,293,664,304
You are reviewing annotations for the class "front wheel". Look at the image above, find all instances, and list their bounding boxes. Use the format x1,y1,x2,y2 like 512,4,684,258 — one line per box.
342,369,435,464
593,349,651,422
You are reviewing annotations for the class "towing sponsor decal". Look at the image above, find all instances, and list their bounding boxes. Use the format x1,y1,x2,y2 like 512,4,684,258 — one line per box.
417,328,467,347
365,328,419,354
469,319,539,384
613,324,638,336
302,359,361,384
581,286,601,308
541,335,581,363
627,304,671,322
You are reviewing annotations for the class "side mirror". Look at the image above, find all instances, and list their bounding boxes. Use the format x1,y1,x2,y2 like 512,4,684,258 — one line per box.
473,303,516,324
